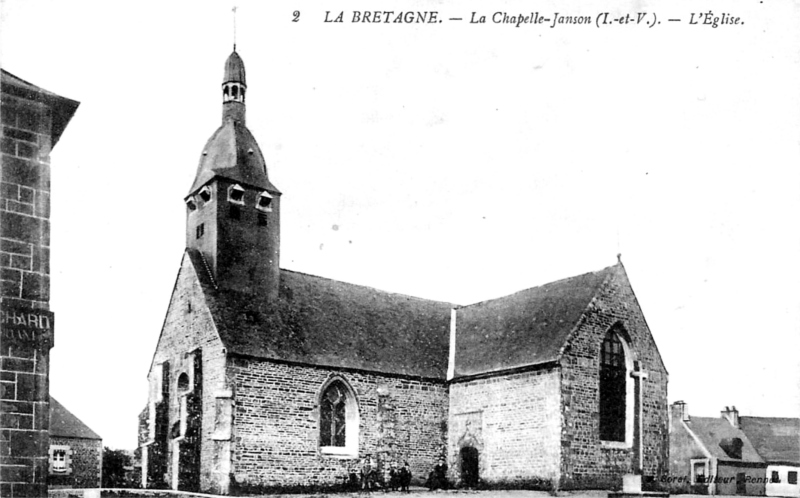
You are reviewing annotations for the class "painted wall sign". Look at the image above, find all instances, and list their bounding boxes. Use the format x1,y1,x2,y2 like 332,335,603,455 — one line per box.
0,306,54,347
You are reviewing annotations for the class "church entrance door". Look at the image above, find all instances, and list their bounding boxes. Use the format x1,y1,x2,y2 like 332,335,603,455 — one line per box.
460,446,479,488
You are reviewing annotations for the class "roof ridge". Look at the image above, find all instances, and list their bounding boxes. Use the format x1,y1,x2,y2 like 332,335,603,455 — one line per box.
459,263,618,310
740,416,800,422
280,267,455,307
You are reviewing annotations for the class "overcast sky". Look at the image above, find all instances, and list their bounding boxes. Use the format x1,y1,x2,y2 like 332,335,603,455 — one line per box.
1,0,798,450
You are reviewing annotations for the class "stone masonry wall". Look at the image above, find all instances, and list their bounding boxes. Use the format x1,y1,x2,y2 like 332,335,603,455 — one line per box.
1,91,53,311
144,362,169,488
228,358,448,489
177,351,202,492
558,266,669,490
1,77,74,498
0,309,51,498
447,368,562,487
48,436,101,488
144,254,227,492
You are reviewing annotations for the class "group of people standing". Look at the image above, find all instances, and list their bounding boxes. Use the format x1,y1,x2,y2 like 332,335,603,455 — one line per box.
357,457,412,492
352,456,450,491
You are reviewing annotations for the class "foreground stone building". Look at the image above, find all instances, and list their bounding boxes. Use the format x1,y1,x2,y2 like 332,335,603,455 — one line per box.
138,50,669,494
0,69,78,498
48,396,102,489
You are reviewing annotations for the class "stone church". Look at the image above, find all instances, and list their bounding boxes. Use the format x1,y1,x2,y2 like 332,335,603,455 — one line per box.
137,50,669,495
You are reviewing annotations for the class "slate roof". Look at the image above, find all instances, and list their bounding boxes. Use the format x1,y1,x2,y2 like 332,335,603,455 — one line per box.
187,250,453,379
0,69,79,148
453,265,616,378
740,416,800,465
223,50,246,85
188,120,278,195
685,417,764,464
49,396,101,440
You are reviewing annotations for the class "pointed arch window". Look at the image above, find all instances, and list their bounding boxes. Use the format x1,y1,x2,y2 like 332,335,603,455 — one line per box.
319,378,359,457
320,383,347,447
599,327,631,443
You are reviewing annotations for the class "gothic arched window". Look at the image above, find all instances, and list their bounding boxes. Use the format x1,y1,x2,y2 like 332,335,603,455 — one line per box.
599,330,627,442
320,382,347,447
319,378,359,456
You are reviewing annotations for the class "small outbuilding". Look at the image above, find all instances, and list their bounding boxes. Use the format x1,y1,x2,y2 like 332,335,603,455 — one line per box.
49,396,102,489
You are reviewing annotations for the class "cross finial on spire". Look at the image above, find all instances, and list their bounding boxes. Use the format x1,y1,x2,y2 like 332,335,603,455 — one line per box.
232,5,238,50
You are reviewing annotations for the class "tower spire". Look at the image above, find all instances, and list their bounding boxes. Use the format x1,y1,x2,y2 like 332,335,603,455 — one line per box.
232,5,238,51
221,49,246,123
184,49,282,298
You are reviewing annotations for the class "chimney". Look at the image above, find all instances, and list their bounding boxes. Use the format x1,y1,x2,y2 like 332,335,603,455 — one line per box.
671,400,690,422
721,405,740,428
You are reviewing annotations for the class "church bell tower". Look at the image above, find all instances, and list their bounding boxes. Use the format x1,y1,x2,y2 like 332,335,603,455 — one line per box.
184,50,281,298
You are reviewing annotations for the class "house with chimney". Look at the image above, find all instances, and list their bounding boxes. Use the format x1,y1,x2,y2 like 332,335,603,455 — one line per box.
669,402,768,496
740,416,800,497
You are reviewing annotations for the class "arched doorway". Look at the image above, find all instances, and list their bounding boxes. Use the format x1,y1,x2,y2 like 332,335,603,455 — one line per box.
460,446,479,488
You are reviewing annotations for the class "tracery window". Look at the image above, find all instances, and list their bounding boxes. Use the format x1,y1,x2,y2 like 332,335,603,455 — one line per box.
318,377,359,456
600,330,627,442
320,382,347,447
